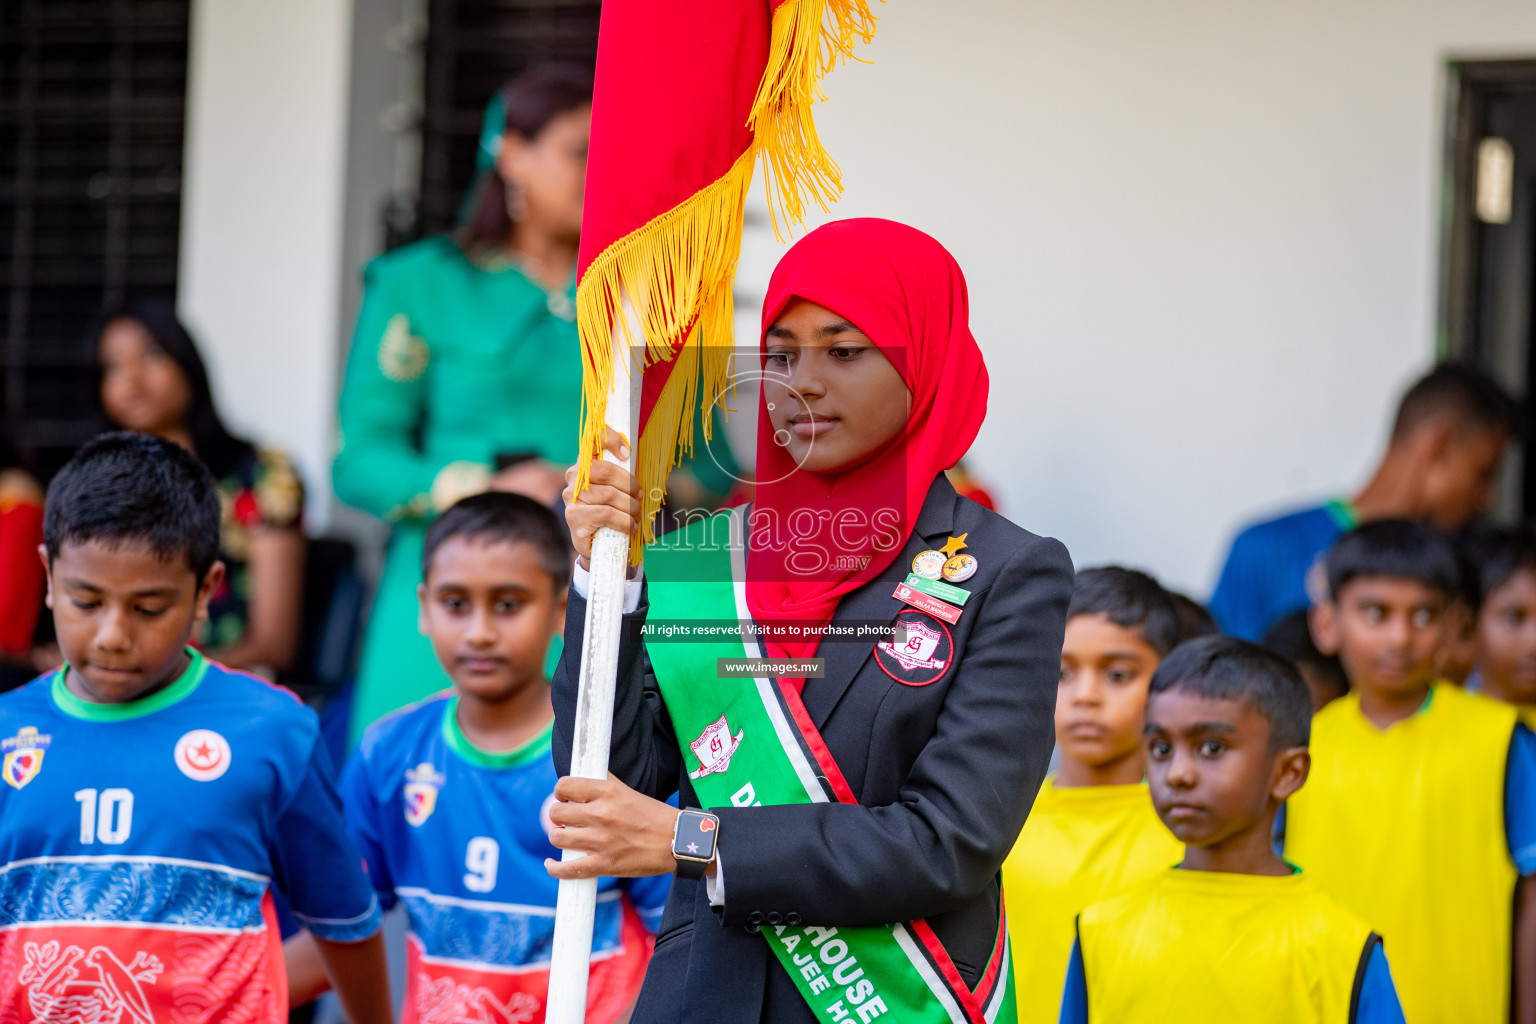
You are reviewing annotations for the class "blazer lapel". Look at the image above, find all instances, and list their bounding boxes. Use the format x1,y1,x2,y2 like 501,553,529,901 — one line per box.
803,474,957,729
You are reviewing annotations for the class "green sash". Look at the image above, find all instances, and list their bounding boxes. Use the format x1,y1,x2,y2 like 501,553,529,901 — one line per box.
645,509,1015,1024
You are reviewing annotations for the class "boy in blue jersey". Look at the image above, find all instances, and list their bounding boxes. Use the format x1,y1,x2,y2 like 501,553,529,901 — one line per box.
1060,636,1407,1024
0,432,389,1024
286,492,667,1023
1210,364,1512,641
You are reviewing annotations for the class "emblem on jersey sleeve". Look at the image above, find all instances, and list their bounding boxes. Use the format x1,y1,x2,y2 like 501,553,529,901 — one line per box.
3,726,52,790
174,729,232,781
404,762,446,827
687,715,743,780
875,611,954,686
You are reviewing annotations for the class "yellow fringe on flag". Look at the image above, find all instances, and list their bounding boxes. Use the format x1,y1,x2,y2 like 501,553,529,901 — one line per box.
575,0,878,563
751,0,876,237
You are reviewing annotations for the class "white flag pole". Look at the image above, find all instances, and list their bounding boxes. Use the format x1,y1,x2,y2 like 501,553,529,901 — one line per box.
545,298,644,1022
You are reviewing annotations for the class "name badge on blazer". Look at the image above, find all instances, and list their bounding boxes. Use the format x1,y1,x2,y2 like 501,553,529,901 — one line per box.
893,582,962,624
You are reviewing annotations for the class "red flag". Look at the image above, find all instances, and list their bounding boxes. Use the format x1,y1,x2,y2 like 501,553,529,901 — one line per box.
574,0,877,559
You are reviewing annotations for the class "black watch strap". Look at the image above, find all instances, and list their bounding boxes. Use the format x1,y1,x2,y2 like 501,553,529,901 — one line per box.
672,809,719,880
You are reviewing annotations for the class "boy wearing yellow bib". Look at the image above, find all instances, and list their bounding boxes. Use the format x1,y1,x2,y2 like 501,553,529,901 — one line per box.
1061,637,1407,1024
1001,568,1182,1024
1469,524,1536,726
1290,519,1536,1024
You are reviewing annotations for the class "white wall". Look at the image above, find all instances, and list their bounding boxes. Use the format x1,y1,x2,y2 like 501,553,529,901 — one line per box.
736,0,1536,596
179,0,357,527
178,0,1536,593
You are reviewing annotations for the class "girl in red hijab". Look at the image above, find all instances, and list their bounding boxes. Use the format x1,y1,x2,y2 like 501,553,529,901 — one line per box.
553,219,1072,1024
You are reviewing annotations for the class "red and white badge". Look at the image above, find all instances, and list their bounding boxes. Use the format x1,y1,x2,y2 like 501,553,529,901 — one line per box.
688,715,744,780
874,611,955,686
893,581,962,624
174,729,232,781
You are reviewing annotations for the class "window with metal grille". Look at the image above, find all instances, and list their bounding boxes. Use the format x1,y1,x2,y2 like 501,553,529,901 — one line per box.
410,0,600,243
0,0,188,478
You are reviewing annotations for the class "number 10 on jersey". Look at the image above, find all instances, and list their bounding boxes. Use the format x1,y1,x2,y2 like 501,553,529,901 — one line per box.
75,787,133,845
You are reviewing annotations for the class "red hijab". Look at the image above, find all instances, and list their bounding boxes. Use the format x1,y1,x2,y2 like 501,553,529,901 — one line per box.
747,218,989,665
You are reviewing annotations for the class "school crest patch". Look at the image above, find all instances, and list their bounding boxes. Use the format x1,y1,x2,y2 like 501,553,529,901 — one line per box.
404,762,446,827
875,611,954,686
2,726,50,790
687,715,743,780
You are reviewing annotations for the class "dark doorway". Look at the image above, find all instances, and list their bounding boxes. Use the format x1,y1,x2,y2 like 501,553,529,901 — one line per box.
1440,58,1536,518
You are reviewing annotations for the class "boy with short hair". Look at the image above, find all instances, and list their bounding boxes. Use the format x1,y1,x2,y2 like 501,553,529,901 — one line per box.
1060,636,1407,1024
1289,519,1536,1024
1002,567,1183,1024
1470,524,1536,722
1211,363,1513,641
287,492,666,1022
1167,589,1218,644
1261,610,1348,713
1436,537,1483,686
0,432,389,1023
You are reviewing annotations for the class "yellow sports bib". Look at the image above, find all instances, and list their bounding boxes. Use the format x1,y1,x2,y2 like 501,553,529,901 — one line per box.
1286,685,1517,1024
1078,869,1374,1023
1001,778,1180,1023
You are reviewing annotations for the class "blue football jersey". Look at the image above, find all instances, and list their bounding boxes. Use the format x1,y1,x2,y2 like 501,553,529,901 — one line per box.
0,649,381,1024
1209,499,1356,641
343,693,669,1024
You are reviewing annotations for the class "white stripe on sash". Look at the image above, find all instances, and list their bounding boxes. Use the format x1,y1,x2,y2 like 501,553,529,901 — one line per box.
892,923,971,1024
727,506,828,805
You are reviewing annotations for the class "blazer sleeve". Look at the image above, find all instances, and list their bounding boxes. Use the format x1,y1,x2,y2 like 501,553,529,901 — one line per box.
709,533,1072,928
551,585,683,802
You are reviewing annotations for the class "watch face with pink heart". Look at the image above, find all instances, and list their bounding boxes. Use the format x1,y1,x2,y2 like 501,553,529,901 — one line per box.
674,810,719,867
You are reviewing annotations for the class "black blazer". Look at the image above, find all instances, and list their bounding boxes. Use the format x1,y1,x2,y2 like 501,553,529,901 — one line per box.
553,473,1072,1024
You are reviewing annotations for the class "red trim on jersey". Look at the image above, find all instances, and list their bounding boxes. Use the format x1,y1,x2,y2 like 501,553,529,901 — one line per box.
0,918,284,1023
398,898,651,1024
208,657,305,705
260,892,289,1014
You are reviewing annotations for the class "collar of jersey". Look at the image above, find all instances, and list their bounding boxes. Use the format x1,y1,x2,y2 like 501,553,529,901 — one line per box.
1348,684,1436,731
441,696,554,769
1166,862,1304,888
1323,497,1360,532
1043,775,1152,806
52,647,208,721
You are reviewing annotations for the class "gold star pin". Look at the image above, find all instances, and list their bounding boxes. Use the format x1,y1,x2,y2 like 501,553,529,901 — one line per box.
940,534,968,558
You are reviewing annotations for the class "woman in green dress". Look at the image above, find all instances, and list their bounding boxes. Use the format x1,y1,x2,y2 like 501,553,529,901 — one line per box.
334,65,593,743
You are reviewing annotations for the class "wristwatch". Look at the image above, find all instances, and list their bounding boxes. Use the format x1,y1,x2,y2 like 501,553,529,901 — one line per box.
671,809,720,879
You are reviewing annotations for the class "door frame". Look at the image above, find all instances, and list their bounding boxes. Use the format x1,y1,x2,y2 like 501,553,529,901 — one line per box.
1437,57,1536,362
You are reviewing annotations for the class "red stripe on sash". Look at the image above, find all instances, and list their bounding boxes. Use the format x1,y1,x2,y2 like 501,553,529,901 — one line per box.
776,678,999,1024
912,889,1007,1014
974,889,1007,1002
775,679,858,804
910,920,989,1021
